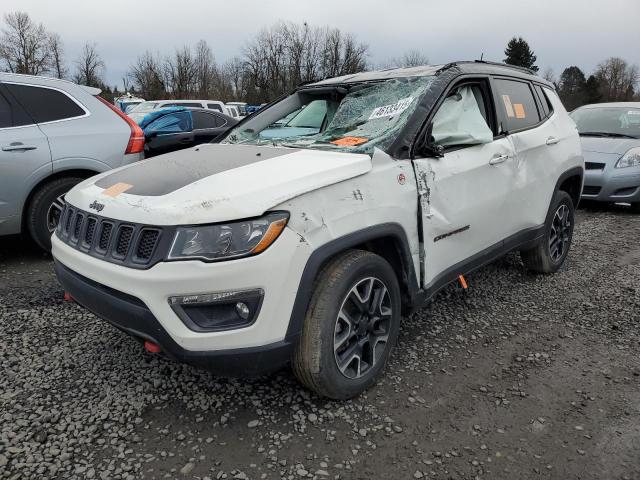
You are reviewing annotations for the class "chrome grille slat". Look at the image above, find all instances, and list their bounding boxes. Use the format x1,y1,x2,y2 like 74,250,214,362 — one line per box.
55,205,163,268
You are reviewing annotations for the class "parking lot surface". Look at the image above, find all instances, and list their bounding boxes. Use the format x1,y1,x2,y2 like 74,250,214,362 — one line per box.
1,207,639,480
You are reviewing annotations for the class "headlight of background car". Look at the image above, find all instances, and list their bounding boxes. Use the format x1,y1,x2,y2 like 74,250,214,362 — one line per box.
168,212,289,261
616,147,640,168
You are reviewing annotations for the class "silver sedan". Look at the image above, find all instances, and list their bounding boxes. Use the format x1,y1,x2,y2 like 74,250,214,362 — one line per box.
571,102,640,212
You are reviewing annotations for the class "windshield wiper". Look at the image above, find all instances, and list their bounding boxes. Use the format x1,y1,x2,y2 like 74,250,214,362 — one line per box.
579,131,638,139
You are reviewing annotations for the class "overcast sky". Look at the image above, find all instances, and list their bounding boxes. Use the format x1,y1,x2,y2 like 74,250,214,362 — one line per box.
3,0,639,89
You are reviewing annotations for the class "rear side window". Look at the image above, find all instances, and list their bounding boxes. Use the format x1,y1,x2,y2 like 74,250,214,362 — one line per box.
494,79,541,132
0,88,33,128
207,103,223,112
4,84,85,123
534,85,554,119
192,111,220,129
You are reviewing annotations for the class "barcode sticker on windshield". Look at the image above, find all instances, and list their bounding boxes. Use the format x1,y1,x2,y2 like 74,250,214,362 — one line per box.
369,97,414,120
628,111,640,115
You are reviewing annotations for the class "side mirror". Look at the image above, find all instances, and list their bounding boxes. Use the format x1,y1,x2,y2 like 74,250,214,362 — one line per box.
416,123,444,158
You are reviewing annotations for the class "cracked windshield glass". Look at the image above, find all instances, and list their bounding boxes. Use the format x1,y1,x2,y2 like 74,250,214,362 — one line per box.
222,76,435,154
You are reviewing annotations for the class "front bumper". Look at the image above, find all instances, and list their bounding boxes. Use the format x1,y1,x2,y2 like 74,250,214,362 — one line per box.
51,226,312,357
54,260,292,376
582,165,640,203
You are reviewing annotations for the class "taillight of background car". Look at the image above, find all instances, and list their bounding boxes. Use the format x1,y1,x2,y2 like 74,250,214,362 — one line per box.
95,95,145,155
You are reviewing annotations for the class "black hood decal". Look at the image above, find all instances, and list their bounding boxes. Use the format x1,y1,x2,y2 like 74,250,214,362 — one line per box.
95,144,298,196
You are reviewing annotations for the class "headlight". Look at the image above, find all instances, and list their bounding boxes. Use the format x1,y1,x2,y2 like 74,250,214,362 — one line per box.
616,147,640,168
168,212,289,261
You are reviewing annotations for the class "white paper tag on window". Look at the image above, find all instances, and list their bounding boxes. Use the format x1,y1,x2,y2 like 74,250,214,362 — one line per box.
627,110,640,115
369,97,414,120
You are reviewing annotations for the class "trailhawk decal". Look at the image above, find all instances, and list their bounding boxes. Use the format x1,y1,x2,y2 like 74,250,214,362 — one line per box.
95,144,299,197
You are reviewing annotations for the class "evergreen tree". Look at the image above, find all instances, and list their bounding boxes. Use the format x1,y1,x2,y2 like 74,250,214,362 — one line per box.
583,75,602,104
503,37,538,72
558,66,587,110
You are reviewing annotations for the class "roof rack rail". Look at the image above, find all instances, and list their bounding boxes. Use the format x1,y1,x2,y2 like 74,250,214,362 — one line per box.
472,59,535,75
436,60,536,76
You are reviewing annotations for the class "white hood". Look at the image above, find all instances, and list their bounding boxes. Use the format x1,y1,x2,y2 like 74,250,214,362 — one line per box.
65,144,371,225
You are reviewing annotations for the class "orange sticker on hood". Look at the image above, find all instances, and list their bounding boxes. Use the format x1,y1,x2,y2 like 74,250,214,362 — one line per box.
102,182,133,197
330,136,368,146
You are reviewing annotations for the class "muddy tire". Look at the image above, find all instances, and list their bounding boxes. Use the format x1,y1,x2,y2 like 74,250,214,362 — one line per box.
27,177,83,252
521,190,575,273
292,250,401,399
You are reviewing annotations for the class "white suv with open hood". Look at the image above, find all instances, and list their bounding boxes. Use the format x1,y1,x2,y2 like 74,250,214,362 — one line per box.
52,61,583,399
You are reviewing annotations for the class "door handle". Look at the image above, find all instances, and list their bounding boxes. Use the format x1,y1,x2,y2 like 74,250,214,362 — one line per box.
489,153,509,165
2,143,37,152
546,136,559,145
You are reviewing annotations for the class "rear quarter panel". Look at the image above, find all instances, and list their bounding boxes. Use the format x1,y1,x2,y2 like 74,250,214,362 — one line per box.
36,84,135,170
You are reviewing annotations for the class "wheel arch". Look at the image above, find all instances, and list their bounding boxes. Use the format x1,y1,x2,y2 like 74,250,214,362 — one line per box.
21,168,100,231
285,223,420,342
555,166,584,208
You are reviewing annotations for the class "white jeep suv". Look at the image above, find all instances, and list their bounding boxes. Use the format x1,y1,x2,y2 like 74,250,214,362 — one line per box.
52,62,583,399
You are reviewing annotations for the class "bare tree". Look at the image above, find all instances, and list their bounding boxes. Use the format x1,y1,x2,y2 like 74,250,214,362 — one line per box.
541,67,556,85
194,40,216,98
242,21,368,103
48,32,67,79
129,51,165,99
164,46,197,98
73,43,105,87
0,12,50,75
593,57,639,101
399,50,429,68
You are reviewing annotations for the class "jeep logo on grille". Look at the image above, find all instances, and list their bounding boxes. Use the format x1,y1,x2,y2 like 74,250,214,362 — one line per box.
89,200,105,212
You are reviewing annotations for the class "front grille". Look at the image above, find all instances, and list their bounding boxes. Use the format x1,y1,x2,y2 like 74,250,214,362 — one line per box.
84,218,97,247
585,162,605,170
582,185,602,195
136,229,160,261
98,223,113,251
56,204,165,269
114,226,134,258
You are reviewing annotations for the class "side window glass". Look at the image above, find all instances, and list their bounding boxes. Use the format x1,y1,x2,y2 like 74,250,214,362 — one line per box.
192,111,218,129
431,85,494,148
208,103,223,112
0,90,13,128
535,85,553,118
0,87,34,128
4,84,85,123
213,114,227,127
144,111,193,135
494,79,541,132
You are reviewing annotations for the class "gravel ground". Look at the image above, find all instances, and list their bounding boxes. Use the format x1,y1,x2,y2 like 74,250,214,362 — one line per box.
1,206,639,480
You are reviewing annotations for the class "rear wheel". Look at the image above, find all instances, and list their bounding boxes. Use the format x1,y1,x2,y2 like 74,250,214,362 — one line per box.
293,250,401,399
521,190,575,273
27,177,83,251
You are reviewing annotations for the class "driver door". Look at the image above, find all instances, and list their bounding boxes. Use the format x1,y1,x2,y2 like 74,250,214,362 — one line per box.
412,80,518,288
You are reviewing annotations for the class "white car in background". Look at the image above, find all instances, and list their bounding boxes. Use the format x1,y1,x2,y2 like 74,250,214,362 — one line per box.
225,105,240,118
226,101,247,116
128,100,229,123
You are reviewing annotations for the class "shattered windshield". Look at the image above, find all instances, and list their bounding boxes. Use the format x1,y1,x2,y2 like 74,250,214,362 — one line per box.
221,76,435,154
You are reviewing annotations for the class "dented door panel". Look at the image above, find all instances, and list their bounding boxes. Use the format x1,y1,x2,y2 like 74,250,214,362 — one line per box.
413,137,517,287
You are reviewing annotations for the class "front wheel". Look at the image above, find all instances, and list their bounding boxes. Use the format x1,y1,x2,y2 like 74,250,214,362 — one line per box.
293,250,401,399
520,190,575,273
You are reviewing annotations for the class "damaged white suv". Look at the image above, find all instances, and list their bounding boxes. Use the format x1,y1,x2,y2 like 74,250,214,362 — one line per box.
53,62,583,399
